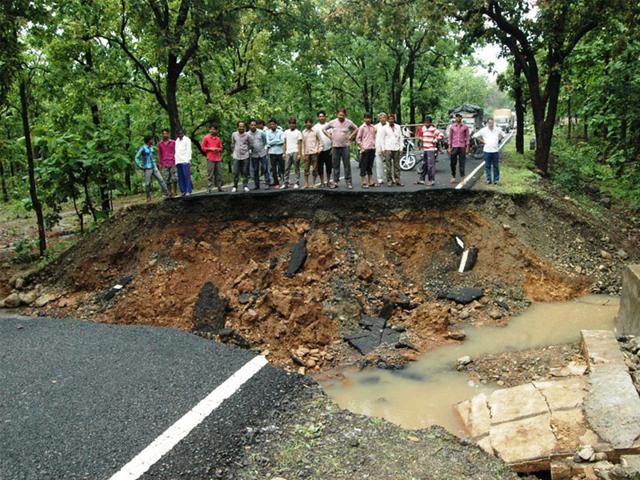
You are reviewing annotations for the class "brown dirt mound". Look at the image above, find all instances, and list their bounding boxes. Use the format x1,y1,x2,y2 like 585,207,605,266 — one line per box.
31,191,597,371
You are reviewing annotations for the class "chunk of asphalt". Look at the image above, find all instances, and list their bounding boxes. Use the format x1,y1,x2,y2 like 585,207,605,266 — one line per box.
344,331,380,355
192,282,228,333
438,287,484,305
286,239,307,277
452,235,465,255
380,328,401,345
359,316,387,331
458,247,479,273
102,275,133,301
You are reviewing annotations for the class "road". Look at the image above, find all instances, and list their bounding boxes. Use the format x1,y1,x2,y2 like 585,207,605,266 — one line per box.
0,315,307,480
195,152,485,195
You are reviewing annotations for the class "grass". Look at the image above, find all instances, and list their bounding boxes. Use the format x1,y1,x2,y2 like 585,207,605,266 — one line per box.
491,132,542,195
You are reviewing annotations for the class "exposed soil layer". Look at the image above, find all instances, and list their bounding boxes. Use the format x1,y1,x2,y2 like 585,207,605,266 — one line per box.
18,190,637,370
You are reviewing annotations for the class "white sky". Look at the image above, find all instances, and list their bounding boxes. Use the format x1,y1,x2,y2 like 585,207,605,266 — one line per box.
474,44,508,80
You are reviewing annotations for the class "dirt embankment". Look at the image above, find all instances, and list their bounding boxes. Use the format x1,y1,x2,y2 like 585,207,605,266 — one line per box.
19,190,637,371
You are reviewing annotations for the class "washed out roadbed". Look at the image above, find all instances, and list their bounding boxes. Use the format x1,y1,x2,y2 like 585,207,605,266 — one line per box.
3,189,637,373
235,384,517,480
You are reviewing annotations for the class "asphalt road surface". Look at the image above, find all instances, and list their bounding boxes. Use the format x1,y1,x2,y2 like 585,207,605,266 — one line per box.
0,315,307,480
195,151,485,195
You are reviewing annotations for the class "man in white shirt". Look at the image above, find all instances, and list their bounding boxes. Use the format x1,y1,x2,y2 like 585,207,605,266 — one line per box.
378,113,404,186
313,111,333,187
282,117,303,189
174,130,193,195
373,112,388,186
473,117,506,185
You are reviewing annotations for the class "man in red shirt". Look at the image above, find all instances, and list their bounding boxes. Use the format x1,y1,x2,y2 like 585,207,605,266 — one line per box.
201,124,224,193
158,129,177,196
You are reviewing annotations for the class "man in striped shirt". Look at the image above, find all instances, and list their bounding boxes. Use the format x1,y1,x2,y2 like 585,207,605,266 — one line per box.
417,116,443,186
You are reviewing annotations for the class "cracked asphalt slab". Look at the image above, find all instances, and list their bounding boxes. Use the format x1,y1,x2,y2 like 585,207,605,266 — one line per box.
0,315,309,480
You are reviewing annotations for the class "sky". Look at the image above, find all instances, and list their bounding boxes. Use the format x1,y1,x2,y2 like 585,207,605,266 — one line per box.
474,44,509,80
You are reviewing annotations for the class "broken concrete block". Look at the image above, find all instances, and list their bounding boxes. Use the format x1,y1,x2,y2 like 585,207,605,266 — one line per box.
286,239,307,277
581,330,627,371
533,377,587,411
489,413,556,470
489,383,548,424
585,367,640,449
192,282,228,334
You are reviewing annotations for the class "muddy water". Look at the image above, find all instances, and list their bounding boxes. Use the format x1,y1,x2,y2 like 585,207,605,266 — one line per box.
321,295,619,435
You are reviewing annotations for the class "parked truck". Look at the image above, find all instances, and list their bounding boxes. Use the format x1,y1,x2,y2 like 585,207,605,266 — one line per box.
492,108,514,132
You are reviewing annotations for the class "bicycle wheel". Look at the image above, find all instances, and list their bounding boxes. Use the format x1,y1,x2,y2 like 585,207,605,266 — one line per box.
400,154,417,171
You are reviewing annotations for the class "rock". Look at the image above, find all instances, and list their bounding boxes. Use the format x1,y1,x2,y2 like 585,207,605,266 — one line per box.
290,352,305,366
379,296,395,319
34,293,56,308
488,308,503,320
439,288,484,305
192,282,228,334
18,291,37,305
502,224,511,231
601,197,612,209
2,293,21,308
617,249,629,260
447,330,467,341
14,277,25,290
457,355,473,367
600,250,612,260
238,292,251,305
395,340,418,351
356,261,373,282
459,310,471,320
217,328,250,349
286,239,307,277
576,445,596,463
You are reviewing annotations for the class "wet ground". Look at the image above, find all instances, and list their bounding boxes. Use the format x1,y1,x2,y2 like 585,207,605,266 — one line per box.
320,295,619,434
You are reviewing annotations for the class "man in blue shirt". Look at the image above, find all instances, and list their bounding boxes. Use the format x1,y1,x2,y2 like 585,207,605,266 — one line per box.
135,135,170,201
265,118,285,187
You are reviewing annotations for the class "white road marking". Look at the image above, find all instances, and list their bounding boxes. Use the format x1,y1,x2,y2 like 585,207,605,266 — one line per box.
108,355,268,480
458,250,469,273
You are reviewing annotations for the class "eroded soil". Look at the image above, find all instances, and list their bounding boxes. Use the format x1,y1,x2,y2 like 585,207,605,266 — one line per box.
9,190,634,374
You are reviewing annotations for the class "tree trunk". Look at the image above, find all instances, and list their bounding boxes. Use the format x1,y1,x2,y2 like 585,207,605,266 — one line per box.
0,158,8,202
166,71,182,137
532,71,562,175
362,78,371,113
567,96,572,140
19,77,46,256
409,63,416,127
514,61,525,154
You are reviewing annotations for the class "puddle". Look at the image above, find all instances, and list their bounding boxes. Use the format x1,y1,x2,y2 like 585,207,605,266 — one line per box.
320,295,619,435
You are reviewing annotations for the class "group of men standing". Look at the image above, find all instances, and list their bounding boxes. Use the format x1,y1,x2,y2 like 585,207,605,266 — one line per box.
135,108,506,199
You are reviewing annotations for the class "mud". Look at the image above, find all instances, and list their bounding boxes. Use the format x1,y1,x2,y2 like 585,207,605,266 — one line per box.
24,191,637,371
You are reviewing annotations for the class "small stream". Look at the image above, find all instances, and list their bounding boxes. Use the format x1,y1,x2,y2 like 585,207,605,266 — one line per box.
320,295,619,435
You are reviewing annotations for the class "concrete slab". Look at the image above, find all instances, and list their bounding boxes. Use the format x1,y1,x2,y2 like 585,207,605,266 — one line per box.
489,383,548,424
489,413,556,470
617,265,640,336
550,408,600,454
585,367,640,448
533,377,587,411
581,330,627,371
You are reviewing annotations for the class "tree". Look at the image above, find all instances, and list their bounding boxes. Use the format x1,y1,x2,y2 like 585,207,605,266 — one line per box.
459,0,623,174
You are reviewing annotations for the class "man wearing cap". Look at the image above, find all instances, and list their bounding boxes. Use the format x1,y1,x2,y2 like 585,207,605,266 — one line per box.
447,113,470,184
